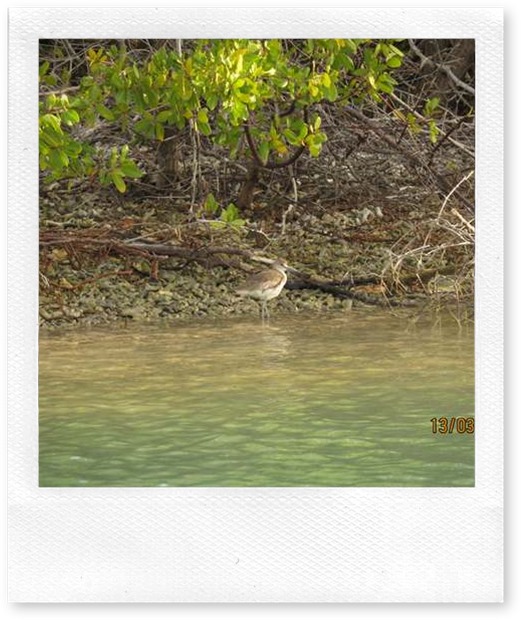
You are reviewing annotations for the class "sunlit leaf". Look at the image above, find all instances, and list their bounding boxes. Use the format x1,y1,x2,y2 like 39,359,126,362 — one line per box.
111,171,127,193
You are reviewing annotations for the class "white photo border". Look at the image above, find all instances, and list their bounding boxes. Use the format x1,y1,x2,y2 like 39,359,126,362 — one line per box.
8,7,503,602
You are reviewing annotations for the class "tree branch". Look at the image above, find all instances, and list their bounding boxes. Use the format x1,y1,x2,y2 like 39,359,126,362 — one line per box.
408,39,475,96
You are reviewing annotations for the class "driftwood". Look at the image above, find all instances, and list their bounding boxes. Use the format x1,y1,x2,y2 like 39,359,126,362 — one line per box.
40,232,251,263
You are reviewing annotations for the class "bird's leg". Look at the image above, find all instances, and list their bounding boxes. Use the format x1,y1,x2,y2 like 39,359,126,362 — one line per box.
264,301,270,324
260,301,268,324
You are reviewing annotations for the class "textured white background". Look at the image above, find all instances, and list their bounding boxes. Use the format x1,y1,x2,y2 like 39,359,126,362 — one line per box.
7,6,503,604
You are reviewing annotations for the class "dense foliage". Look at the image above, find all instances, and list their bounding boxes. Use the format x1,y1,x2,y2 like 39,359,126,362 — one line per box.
39,39,406,193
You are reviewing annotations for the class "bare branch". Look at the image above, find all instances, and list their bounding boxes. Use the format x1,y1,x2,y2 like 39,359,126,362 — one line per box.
408,39,475,96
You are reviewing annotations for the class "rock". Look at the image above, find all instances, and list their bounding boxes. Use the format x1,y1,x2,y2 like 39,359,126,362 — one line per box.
40,308,64,320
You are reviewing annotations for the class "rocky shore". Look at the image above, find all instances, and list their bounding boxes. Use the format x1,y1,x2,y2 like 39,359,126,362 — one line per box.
39,190,473,330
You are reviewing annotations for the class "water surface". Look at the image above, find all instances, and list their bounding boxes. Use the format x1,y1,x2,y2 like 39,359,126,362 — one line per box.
39,310,474,486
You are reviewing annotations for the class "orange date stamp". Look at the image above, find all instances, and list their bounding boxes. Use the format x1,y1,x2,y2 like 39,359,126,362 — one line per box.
430,417,474,434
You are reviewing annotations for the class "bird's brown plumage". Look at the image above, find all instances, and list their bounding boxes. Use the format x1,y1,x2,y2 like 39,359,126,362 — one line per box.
236,260,288,320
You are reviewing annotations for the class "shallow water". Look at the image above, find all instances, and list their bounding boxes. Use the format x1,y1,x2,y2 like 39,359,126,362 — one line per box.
39,310,474,487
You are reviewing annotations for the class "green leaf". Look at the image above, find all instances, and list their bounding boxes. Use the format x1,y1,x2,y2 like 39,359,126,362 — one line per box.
428,120,440,144
40,128,63,148
58,150,70,168
220,203,240,222
50,149,67,170
258,141,270,164
134,117,155,138
387,55,402,68
204,193,219,214
197,108,209,123
424,96,441,116
290,118,308,142
283,128,299,146
64,141,83,157
325,83,338,101
39,61,50,78
109,146,119,167
406,113,421,135
156,109,172,123
42,113,62,134
155,122,165,141
98,104,115,121
344,40,358,54
111,171,127,193
180,79,193,101
120,159,143,178
61,109,80,126
308,142,322,157
198,120,212,136
309,83,319,97
306,132,327,157
388,44,404,57
229,100,249,123
376,74,395,94
206,93,218,110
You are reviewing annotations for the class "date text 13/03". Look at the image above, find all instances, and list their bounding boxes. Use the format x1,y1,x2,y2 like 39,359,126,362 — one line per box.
430,417,474,434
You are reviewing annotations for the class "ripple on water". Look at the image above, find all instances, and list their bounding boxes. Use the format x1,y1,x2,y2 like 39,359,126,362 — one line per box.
39,311,474,487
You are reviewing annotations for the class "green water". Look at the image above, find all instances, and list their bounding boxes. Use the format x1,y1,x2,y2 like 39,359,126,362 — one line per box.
39,310,474,487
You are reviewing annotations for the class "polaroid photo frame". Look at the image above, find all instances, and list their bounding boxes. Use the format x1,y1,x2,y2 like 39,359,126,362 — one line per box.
8,7,503,602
